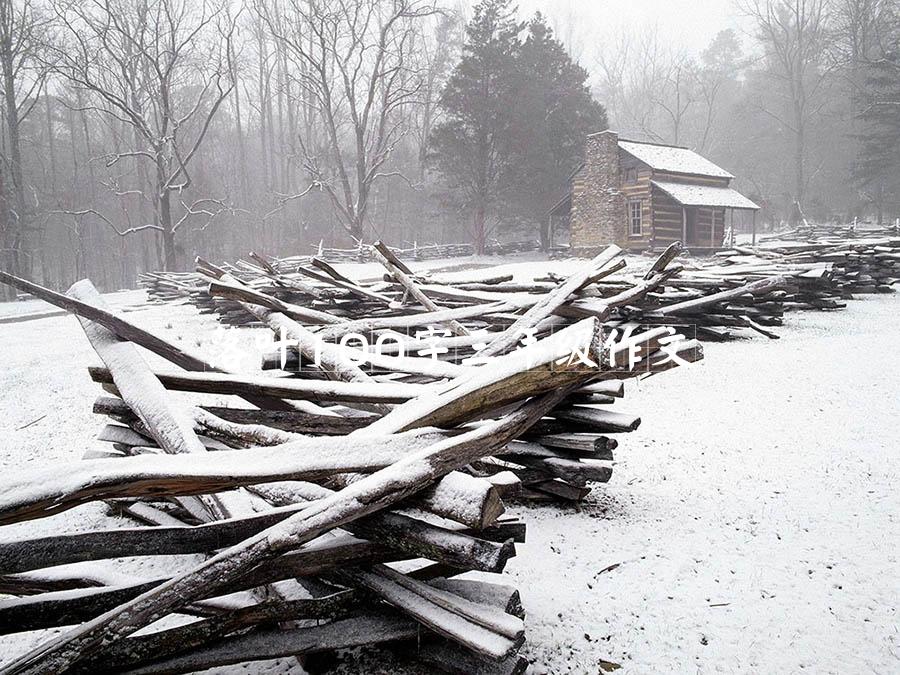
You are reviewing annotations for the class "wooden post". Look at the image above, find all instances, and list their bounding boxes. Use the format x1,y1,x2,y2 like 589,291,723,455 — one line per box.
752,210,757,246
681,206,687,244
729,208,734,247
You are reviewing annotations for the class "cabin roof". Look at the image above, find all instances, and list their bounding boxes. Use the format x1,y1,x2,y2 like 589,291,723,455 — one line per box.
651,180,759,210
619,140,734,179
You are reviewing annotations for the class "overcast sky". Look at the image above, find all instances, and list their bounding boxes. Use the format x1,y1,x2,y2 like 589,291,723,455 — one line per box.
464,0,753,64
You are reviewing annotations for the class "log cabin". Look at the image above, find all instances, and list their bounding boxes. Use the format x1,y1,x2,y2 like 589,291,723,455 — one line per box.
546,130,759,255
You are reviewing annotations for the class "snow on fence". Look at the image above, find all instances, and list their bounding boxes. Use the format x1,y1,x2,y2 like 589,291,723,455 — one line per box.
0,250,703,674
0,231,895,672
141,240,821,340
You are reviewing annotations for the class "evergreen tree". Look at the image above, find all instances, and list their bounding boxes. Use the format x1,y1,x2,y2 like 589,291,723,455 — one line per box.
510,13,607,246
854,39,900,224
432,3,607,252
430,0,521,254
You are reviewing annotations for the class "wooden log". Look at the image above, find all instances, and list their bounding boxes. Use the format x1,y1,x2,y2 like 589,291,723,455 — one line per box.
94,396,370,437
68,281,236,522
88,366,424,403
577,381,625,397
564,266,682,319
644,241,684,278
0,535,389,633
345,564,523,660
0,581,222,633
0,271,293,411
373,241,470,336
503,437,614,461
207,279,343,325
112,612,419,675
197,263,376,386
475,246,622,357
0,497,514,578
298,261,396,305
551,407,641,433
363,317,604,434
69,283,207,459
94,396,303,448
324,469,506,530
531,433,617,456
1,387,575,674
70,592,356,674
523,480,592,501
245,481,514,566
0,427,449,525
0,506,296,574
429,578,524,619
95,424,153,448
653,276,790,316
508,456,612,486
314,301,513,341
245,252,329,299
417,639,528,675
87,578,522,675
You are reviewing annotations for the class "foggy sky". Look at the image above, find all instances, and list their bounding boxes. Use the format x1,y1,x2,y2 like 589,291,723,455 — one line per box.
478,0,753,62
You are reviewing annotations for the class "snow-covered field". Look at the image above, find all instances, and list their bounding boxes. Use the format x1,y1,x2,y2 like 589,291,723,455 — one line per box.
0,267,898,673
510,294,900,674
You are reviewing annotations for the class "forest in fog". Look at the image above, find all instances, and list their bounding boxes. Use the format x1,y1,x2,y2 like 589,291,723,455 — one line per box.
1,0,898,290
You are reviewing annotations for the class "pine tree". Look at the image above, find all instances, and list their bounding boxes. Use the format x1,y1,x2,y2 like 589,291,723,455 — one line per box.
510,13,607,246
430,0,521,254
854,39,900,224
431,5,607,252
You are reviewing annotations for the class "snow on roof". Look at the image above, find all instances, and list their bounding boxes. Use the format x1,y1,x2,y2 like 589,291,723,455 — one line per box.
620,140,734,178
651,180,760,210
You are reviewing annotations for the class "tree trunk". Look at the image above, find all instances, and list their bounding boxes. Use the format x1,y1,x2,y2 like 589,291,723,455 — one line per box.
876,180,884,225
0,171,13,300
473,202,486,255
160,191,177,272
1,42,26,282
793,102,805,224
232,78,249,206
349,215,364,243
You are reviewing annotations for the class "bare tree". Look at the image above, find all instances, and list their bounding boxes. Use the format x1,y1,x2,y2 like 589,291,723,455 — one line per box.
741,0,833,218
410,11,461,179
51,0,237,270
0,0,49,289
259,0,439,242
595,25,697,145
831,0,897,72
594,27,636,131
695,29,744,153
648,52,698,146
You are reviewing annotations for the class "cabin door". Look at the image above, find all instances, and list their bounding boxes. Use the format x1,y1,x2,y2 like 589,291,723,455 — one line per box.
684,207,699,245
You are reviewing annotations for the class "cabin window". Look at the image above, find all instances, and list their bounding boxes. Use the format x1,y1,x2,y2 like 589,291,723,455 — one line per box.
628,200,643,236
624,168,638,184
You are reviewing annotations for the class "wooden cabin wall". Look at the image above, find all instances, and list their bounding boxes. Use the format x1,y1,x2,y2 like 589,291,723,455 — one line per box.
649,172,730,249
692,207,726,247
713,208,725,246
564,154,735,252
652,172,731,188
619,154,653,250
650,188,684,246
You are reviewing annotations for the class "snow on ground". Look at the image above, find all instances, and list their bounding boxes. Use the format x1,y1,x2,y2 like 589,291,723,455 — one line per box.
0,265,898,673
508,294,900,674
0,288,146,320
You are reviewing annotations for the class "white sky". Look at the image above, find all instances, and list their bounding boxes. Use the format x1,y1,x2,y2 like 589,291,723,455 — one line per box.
463,0,753,64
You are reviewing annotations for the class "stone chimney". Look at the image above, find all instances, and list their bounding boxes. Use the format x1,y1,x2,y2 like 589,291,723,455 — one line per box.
570,130,626,254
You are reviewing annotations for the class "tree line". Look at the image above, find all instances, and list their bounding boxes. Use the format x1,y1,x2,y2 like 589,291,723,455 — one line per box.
0,0,898,294
595,0,900,229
